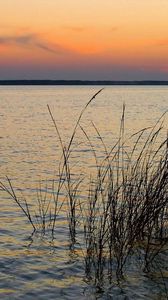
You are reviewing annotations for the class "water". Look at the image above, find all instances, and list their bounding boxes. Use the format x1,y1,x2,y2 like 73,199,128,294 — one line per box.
0,86,168,299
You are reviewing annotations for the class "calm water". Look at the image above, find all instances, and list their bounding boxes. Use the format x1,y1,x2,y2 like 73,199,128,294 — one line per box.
0,86,168,299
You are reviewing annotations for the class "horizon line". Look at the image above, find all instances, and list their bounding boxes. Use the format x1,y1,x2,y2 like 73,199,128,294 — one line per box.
0,79,168,86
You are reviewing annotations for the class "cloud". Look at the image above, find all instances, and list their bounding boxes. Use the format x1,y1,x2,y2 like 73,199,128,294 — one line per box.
109,26,119,32
0,33,71,54
63,25,119,33
156,40,168,47
0,24,29,31
62,26,85,32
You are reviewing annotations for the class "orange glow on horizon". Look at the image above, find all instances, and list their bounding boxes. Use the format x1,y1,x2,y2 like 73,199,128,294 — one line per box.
0,0,168,79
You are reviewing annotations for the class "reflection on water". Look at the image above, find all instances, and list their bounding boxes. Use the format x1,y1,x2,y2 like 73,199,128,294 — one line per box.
0,86,168,299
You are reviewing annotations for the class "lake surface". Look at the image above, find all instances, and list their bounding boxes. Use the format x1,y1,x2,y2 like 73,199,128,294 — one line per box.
0,86,168,299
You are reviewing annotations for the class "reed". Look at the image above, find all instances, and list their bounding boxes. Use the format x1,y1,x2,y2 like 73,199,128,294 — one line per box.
0,176,36,231
81,107,168,284
0,91,168,289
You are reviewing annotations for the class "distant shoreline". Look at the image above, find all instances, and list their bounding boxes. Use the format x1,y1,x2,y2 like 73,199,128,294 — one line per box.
0,80,168,86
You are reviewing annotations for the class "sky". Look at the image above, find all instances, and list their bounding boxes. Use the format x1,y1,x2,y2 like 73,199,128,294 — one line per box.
0,0,168,80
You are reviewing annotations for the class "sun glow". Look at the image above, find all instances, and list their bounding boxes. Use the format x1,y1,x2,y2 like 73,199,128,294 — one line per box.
0,0,168,79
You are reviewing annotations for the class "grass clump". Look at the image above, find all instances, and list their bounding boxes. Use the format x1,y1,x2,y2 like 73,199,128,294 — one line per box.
1,90,168,290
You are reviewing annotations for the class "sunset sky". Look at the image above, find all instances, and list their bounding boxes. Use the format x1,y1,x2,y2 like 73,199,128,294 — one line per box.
0,0,168,80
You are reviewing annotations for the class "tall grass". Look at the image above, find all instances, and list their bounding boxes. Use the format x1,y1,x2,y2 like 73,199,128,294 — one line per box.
80,106,168,285
0,90,168,288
